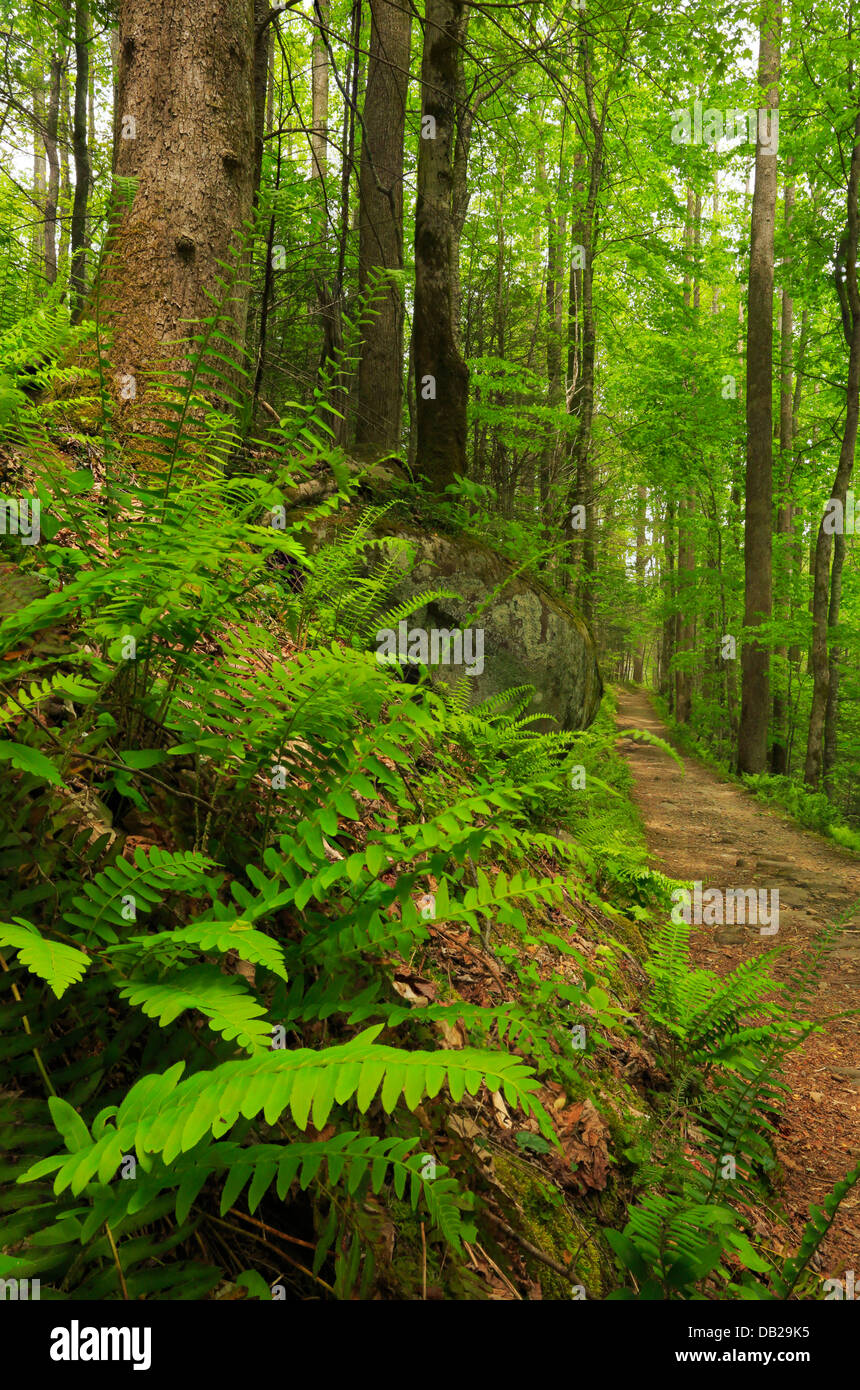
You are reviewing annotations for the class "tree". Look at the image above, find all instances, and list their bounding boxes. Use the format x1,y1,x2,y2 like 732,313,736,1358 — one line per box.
69,0,91,318
413,0,469,491
805,107,860,788
737,2,780,775
354,0,412,454
100,0,257,395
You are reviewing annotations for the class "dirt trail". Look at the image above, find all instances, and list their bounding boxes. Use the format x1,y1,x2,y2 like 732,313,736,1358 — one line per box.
615,686,860,1279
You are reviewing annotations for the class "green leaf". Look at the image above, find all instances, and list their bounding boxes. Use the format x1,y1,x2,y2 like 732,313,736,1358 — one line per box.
0,740,64,784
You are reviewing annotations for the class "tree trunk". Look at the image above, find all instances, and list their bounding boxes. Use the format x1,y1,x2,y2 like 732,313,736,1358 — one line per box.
632,483,647,682
770,179,795,774
675,187,698,725
43,50,63,287
737,3,779,774
538,142,565,520
805,108,860,786
58,72,71,278
101,0,256,395
354,0,411,454
32,65,47,278
70,0,91,318
414,0,469,491
567,34,605,623
661,498,676,704
823,529,845,796
311,0,329,184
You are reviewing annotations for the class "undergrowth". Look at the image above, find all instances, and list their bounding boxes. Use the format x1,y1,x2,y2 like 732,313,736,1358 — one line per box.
1,264,857,1302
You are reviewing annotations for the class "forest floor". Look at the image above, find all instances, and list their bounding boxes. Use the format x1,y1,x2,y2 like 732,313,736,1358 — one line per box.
615,686,860,1281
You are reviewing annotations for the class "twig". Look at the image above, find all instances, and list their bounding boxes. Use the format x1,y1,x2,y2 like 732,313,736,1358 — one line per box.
225,1206,316,1252
420,1220,427,1300
485,1210,598,1299
0,950,56,1096
105,1221,129,1300
205,1212,333,1294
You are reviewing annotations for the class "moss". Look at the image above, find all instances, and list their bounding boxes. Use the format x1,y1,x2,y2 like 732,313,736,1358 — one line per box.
491,1149,609,1299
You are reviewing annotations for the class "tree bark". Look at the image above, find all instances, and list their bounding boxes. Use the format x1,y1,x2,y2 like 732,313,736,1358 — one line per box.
354,0,411,454
633,483,647,682
43,50,63,287
32,64,47,277
737,2,779,774
413,0,469,491
567,33,605,623
770,178,795,774
100,0,257,396
70,0,91,318
805,107,860,786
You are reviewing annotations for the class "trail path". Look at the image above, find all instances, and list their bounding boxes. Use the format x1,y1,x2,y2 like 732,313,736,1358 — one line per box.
615,687,860,1279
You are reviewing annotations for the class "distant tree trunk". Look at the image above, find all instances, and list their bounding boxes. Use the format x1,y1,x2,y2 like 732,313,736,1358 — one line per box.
100,0,256,395
805,108,860,786
43,51,63,287
632,483,646,682
354,0,411,454
252,0,271,200
823,529,845,796
538,141,565,519
414,0,469,490
661,499,676,704
675,493,695,722
70,0,91,318
86,41,94,245
58,73,71,278
450,19,479,352
675,187,698,725
311,0,329,184
32,65,47,277
785,306,809,769
737,3,779,774
770,179,795,774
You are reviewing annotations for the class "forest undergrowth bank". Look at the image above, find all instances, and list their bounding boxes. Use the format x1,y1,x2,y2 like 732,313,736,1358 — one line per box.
1,346,858,1301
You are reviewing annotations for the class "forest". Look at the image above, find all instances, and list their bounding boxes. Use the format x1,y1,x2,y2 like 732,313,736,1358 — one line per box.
0,0,859,1328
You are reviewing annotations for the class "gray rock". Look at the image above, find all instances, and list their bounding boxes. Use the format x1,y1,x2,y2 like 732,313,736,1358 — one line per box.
365,523,603,731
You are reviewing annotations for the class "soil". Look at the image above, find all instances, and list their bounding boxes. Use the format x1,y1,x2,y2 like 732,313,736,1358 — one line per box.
615,686,860,1282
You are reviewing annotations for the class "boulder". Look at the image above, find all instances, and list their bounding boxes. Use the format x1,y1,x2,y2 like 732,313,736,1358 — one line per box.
367,523,603,731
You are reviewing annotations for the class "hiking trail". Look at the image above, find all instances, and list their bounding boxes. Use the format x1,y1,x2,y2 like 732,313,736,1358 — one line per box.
616,686,860,1278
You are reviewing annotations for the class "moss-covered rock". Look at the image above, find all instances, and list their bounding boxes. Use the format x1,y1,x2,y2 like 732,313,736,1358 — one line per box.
367,523,603,731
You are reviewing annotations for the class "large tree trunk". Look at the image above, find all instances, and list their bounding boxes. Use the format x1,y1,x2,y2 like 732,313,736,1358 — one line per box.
101,0,256,395
354,0,412,454
737,3,779,774
805,108,860,786
414,0,469,491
